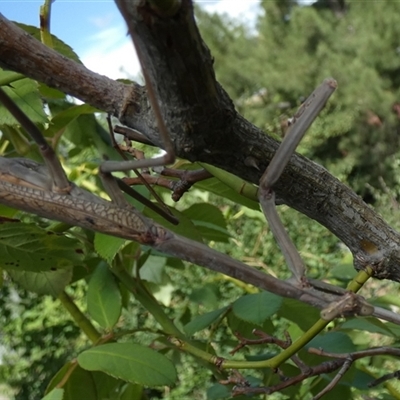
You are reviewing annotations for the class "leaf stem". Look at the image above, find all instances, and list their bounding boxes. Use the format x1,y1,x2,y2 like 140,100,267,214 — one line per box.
220,268,374,370
110,258,184,338
58,290,101,343
40,0,54,48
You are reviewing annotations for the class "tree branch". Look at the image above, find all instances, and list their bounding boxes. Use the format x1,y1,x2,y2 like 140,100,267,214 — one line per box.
1,3,400,281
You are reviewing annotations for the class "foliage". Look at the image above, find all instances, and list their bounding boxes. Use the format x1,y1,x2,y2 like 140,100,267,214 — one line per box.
0,1,400,400
198,0,400,199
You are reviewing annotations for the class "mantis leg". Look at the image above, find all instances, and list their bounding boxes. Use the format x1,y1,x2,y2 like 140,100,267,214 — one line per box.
258,79,337,282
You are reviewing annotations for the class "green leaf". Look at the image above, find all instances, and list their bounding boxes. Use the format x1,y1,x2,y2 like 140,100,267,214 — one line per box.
183,203,227,228
0,204,19,218
278,298,321,331
78,343,177,386
38,83,66,100
183,203,230,242
195,163,260,210
87,262,122,329
46,362,121,400
144,206,204,243
340,318,394,336
0,70,25,86
227,310,276,339
94,233,128,264
207,383,231,399
189,284,219,309
63,366,97,400
306,331,356,353
45,104,100,139
46,361,73,394
348,368,376,390
329,262,357,281
17,23,82,64
139,255,167,284
8,267,72,296
311,377,352,400
190,221,231,243
0,222,84,271
184,307,228,336
120,383,144,400
0,78,47,125
41,388,64,400
91,371,123,399
232,292,282,325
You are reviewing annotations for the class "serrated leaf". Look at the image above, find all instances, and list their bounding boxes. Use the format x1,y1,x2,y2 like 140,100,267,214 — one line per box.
8,267,72,296
306,331,356,353
0,78,47,125
87,263,122,329
183,203,230,242
184,306,228,336
227,310,275,339
94,233,127,264
278,298,321,331
41,388,64,400
183,203,227,228
45,104,100,139
139,255,167,284
38,83,66,100
232,292,282,325
78,343,177,386
0,222,84,271
17,23,82,64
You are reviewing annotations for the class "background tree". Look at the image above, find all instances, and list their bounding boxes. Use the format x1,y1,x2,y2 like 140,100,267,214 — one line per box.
1,1,400,399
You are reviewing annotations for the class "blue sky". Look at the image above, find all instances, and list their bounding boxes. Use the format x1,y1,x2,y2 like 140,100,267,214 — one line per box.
1,1,122,54
0,1,263,79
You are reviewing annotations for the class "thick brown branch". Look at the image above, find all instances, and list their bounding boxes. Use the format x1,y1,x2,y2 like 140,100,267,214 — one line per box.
0,14,133,116
1,4,400,281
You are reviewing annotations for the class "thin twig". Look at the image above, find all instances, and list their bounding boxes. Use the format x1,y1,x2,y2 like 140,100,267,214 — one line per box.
313,357,353,400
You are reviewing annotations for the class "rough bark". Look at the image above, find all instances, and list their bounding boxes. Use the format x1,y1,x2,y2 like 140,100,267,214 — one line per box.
0,1,399,281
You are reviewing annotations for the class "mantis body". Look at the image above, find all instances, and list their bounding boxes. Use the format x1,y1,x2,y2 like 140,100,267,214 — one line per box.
0,81,334,305
0,10,380,316
1,80,398,321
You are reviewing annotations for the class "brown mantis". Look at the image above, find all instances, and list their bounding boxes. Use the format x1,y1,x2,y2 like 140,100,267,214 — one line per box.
1,78,391,322
0,82,329,303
